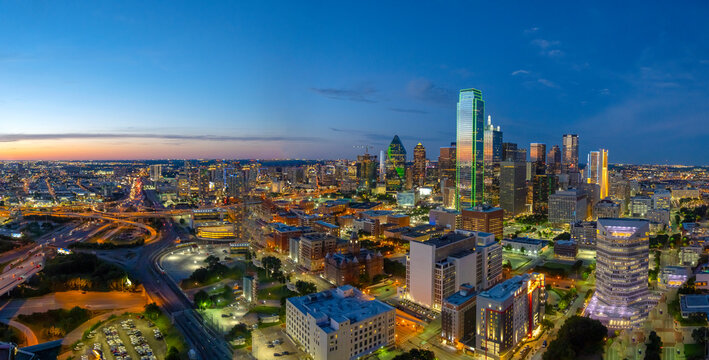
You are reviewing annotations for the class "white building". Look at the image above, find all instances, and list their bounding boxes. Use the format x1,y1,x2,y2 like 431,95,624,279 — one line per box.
286,286,395,360
406,230,502,310
586,218,651,329
548,189,587,225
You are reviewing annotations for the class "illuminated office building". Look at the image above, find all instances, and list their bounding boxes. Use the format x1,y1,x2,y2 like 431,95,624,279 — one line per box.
562,134,579,173
356,153,378,188
385,135,406,193
456,88,485,210
484,115,503,164
586,218,651,329
499,161,526,216
438,143,456,181
546,145,561,174
413,143,426,187
587,149,609,199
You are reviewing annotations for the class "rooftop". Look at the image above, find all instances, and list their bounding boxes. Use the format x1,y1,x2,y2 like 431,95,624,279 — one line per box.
424,230,474,248
443,284,477,307
479,274,533,301
288,286,394,332
503,237,546,246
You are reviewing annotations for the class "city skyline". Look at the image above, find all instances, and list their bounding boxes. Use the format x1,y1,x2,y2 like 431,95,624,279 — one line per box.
1,2,708,164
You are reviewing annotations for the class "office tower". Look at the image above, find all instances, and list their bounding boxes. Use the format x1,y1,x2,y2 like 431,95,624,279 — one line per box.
438,143,457,180
475,273,546,360
379,150,385,181
286,286,395,360
385,135,406,193
571,221,597,249
406,230,502,310
149,164,162,181
595,198,621,219
292,233,338,271
484,115,503,164
441,284,477,345
587,149,609,199
502,142,525,162
460,205,504,239
529,143,546,165
356,153,377,188
562,134,579,173
413,143,426,187
652,189,671,210
548,189,588,225
456,88,485,210
546,145,561,174
499,161,527,216
586,219,651,329
630,196,652,218
532,174,558,214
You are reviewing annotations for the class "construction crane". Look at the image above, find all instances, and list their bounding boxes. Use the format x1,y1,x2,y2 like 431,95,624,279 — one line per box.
353,145,374,154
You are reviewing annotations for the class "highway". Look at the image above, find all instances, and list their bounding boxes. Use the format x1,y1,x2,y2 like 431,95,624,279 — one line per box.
0,247,45,297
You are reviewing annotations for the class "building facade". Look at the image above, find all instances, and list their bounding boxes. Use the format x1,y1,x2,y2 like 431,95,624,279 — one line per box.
548,189,587,225
413,143,426,187
460,206,504,240
586,218,651,329
286,286,395,360
456,88,485,210
499,161,527,216
441,284,477,345
385,135,407,193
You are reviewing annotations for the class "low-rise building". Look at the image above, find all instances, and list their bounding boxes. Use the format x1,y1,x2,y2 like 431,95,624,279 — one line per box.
571,221,597,249
324,235,384,286
554,240,577,260
460,205,504,240
500,237,548,255
286,285,395,360
658,266,691,289
679,246,703,267
429,208,461,230
679,294,709,320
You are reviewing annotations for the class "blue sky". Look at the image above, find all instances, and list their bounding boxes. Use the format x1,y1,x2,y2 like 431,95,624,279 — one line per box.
1,1,708,163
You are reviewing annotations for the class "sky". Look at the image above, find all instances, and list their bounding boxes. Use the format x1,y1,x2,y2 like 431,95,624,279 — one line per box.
1,1,708,164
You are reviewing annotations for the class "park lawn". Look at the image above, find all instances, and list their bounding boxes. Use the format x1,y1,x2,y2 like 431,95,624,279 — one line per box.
685,343,704,358
152,312,188,353
257,284,295,300
249,306,281,314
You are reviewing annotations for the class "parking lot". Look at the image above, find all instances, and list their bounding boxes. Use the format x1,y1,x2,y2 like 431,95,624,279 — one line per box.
251,326,302,360
72,315,167,360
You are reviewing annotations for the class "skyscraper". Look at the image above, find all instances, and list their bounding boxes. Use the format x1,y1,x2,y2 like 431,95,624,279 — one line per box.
385,135,406,193
484,115,503,164
438,143,456,181
562,134,579,173
456,89,485,210
499,161,527,216
586,218,651,329
586,149,609,199
356,153,377,188
413,143,426,187
547,145,561,174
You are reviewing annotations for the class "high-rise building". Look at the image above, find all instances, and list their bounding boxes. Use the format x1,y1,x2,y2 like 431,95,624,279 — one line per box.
499,161,527,216
460,205,504,240
562,134,579,173
502,142,526,162
406,230,502,310
546,145,561,174
530,143,546,166
571,221,597,249
630,196,652,218
438,143,457,181
149,164,162,181
484,115,503,164
456,89,485,210
595,198,621,219
356,153,378,188
286,286,395,360
531,174,558,214
587,149,609,199
652,189,671,210
475,273,546,360
586,219,651,329
242,275,258,304
548,189,588,225
413,143,426,187
385,135,406,193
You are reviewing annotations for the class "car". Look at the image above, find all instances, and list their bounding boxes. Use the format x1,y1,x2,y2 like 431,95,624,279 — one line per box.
267,344,275,348
273,353,281,357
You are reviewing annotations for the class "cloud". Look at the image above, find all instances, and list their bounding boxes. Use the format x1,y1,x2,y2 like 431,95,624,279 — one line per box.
530,38,564,58
310,85,378,103
524,27,540,35
0,133,321,143
330,128,440,145
406,78,456,105
389,108,428,114
511,69,530,76
531,38,560,49
536,78,560,88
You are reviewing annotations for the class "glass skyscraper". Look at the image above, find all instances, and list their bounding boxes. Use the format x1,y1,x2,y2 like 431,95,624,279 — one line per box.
456,88,485,210
385,135,406,193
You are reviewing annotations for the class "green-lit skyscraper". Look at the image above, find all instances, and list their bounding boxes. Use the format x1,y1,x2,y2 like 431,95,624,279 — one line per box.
456,88,485,210
385,135,407,193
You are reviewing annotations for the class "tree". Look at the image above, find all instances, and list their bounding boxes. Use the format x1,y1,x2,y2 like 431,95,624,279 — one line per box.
295,280,317,295
384,258,406,277
392,348,435,360
165,346,180,360
540,318,554,331
194,290,211,309
262,256,282,276
543,316,608,360
504,244,513,251
144,302,161,320
520,246,526,254
644,331,662,360
205,255,220,267
692,327,709,348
